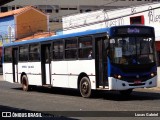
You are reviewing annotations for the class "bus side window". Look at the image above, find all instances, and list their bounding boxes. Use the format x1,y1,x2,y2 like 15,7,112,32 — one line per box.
104,38,110,59
19,45,28,61
78,36,93,59
65,38,77,59
4,47,12,62
29,44,40,61
53,40,64,60
88,50,93,59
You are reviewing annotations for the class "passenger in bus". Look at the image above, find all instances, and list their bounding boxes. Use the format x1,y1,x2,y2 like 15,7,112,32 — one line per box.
120,56,128,64
88,50,93,59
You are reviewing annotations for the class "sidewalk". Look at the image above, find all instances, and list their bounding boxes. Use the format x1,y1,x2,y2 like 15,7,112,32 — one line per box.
0,75,3,81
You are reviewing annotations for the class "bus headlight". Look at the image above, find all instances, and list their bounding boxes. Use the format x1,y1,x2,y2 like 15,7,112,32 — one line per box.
114,74,122,79
118,75,122,79
151,73,155,77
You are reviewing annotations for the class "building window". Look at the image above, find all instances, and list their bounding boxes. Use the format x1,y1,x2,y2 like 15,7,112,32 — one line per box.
46,9,52,13
85,9,92,12
55,9,59,13
60,8,68,10
1,7,8,12
12,7,15,10
69,8,77,10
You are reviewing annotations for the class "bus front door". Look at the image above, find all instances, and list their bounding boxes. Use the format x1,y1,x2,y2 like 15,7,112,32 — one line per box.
41,44,51,85
12,48,18,83
95,37,108,88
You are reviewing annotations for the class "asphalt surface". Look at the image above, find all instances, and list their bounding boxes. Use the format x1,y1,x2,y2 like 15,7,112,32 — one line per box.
0,76,160,120
0,67,2,75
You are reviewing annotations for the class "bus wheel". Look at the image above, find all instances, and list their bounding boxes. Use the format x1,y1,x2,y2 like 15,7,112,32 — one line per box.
80,77,91,98
119,89,133,96
22,75,30,91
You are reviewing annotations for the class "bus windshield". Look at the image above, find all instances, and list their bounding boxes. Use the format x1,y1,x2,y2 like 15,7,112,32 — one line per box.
109,37,155,65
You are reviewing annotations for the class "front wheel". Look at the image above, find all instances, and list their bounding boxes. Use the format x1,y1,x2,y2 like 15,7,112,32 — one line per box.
79,77,92,98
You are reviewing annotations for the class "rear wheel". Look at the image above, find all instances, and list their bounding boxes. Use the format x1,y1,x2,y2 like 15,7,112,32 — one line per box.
22,75,31,91
119,89,133,96
79,77,92,98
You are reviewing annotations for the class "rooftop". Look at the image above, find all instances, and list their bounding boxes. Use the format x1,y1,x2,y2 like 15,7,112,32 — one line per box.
0,6,44,18
16,32,55,42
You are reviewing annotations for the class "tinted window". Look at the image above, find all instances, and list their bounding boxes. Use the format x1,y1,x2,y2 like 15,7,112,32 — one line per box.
65,38,77,49
29,44,40,61
78,36,93,59
4,47,12,62
53,40,64,60
79,36,92,48
65,38,77,59
65,50,77,59
19,46,28,61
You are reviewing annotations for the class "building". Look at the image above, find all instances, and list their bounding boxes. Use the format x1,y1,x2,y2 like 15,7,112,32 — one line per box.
0,6,48,45
1,0,159,31
62,2,160,40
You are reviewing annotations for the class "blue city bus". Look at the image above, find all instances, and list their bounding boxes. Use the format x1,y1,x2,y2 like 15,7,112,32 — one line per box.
3,25,157,98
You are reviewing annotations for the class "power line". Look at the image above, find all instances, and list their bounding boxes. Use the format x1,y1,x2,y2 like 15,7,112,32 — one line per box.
63,4,160,30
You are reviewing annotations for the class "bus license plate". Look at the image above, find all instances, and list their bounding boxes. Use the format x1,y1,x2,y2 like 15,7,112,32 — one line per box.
134,80,141,84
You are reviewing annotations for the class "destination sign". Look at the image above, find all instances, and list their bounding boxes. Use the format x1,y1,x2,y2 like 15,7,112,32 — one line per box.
116,27,153,35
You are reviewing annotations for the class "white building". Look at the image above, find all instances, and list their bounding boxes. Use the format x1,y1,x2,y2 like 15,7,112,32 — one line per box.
62,2,160,41
0,0,159,31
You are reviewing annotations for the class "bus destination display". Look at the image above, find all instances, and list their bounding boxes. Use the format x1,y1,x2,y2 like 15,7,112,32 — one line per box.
116,27,153,35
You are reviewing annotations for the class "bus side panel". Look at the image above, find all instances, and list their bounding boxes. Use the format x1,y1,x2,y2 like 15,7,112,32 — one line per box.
18,62,42,86
67,60,96,89
3,63,13,83
28,62,42,86
51,61,68,88
18,62,29,84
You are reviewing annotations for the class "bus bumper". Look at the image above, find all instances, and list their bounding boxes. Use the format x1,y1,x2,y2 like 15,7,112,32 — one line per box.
108,76,157,90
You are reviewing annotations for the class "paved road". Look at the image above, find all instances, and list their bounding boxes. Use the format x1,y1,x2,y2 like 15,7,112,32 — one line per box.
0,79,160,120
0,67,2,75
0,75,3,81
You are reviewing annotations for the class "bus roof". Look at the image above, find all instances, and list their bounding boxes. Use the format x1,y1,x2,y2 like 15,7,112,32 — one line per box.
3,25,154,47
3,27,110,47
